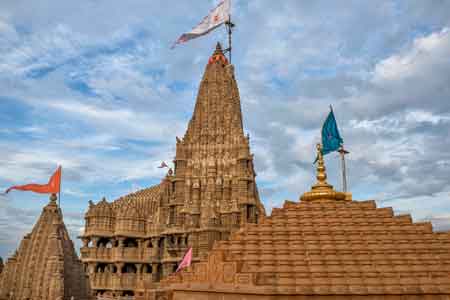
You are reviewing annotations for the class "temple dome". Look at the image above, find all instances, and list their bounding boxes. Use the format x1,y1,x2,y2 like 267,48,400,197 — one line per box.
86,197,113,217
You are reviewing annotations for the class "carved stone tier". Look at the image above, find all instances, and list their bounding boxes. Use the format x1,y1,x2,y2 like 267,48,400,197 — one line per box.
160,198,450,299
0,194,92,300
80,43,265,297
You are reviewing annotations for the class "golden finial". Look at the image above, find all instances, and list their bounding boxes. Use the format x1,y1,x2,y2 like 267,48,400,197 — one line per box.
314,143,329,187
300,143,347,202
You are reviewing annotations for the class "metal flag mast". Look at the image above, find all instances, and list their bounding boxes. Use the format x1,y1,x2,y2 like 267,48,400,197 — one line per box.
338,146,349,192
58,165,62,207
224,14,235,63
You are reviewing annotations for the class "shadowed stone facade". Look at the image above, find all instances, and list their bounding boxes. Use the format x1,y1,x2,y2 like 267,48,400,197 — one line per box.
159,146,450,299
79,43,265,298
0,194,92,300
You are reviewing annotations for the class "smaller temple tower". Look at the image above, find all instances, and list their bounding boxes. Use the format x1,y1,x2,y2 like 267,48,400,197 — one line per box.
0,194,92,300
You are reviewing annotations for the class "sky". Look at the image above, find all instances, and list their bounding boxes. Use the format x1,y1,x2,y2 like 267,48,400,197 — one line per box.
1,0,450,259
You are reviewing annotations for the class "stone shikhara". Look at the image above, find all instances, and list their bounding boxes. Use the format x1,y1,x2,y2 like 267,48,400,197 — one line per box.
0,194,91,300
79,43,264,298
2,43,450,300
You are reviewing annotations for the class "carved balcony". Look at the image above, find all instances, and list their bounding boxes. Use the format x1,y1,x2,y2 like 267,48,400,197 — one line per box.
90,273,153,291
81,247,155,262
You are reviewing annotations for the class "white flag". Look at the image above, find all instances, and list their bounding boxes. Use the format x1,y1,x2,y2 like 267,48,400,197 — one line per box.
172,0,231,48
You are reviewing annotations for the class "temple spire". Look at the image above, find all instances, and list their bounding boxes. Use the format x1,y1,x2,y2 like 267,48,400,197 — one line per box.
0,191,91,299
183,43,244,146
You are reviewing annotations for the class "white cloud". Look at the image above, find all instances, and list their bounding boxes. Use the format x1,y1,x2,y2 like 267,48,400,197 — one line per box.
2,0,450,259
373,27,450,83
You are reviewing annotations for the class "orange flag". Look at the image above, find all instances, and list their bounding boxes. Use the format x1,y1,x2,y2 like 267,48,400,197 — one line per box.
5,166,61,194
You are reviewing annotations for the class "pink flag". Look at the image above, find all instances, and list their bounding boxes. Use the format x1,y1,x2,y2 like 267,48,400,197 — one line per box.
158,161,169,168
176,247,193,273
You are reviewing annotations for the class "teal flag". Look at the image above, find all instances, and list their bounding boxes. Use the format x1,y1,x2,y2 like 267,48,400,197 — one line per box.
321,107,343,155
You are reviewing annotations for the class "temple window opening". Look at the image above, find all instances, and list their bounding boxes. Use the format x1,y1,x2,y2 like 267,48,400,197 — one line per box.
143,264,152,273
97,237,111,248
123,238,137,248
95,263,108,273
121,263,137,274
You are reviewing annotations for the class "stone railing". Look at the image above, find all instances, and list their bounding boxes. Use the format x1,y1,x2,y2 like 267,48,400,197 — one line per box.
81,247,155,262
90,273,152,290
97,297,134,300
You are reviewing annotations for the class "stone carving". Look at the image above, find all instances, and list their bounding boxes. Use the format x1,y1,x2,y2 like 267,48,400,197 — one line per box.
0,194,92,300
222,263,235,284
158,156,450,298
79,43,265,297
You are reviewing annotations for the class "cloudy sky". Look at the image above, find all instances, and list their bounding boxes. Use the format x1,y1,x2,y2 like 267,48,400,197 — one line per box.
1,0,450,259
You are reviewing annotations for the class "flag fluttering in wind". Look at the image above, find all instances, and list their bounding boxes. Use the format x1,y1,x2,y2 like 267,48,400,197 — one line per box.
172,0,231,48
321,107,343,156
5,166,61,194
158,161,169,169
175,247,193,273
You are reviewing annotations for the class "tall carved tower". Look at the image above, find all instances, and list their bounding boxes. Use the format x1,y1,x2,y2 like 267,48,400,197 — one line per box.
173,42,264,243
0,194,91,300
80,43,265,298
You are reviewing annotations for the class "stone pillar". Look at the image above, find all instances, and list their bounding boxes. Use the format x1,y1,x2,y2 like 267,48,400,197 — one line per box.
87,263,96,274
136,263,142,274
116,262,124,274
118,237,125,248
151,238,159,257
108,264,115,273
91,237,99,248
81,237,90,248
151,263,159,282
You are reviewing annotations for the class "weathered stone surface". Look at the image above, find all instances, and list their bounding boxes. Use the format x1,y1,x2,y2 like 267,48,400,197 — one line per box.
159,147,450,299
0,194,92,300
79,43,265,297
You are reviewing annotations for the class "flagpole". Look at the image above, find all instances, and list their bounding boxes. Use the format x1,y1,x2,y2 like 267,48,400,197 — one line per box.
225,14,234,63
58,166,61,207
338,146,349,192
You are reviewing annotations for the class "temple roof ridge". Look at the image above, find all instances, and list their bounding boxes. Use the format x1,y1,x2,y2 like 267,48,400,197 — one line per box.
162,193,450,296
112,183,161,208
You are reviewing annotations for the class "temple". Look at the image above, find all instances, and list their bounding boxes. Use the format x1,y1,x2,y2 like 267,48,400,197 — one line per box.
2,42,450,300
0,194,91,300
79,43,265,298
160,144,450,299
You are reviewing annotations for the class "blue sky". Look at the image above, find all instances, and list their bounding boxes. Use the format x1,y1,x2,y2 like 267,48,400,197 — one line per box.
1,0,450,259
